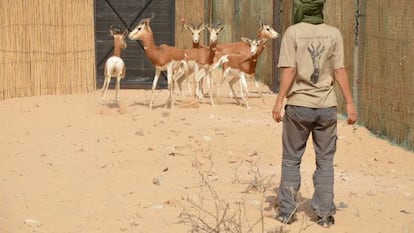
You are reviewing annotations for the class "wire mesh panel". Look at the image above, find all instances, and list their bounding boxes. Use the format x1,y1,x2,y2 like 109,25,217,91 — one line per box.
360,0,414,150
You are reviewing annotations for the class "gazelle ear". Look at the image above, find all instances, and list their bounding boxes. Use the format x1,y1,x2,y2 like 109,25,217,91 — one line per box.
109,24,115,36
122,29,129,37
260,38,269,45
217,24,225,32
241,37,252,44
144,19,151,26
143,19,152,31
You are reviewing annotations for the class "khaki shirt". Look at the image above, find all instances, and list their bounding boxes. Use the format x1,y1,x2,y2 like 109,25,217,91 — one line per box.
278,22,345,108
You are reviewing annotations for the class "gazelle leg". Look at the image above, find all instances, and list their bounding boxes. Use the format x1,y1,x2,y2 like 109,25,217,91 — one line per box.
176,61,191,100
205,70,215,106
252,75,265,105
165,63,175,109
240,74,248,98
186,73,193,98
101,75,110,102
149,69,161,110
174,67,186,98
215,68,225,98
208,71,214,99
115,75,121,103
217,68,228,101
239,73,250,109
194,65,204,99
228,75,241,105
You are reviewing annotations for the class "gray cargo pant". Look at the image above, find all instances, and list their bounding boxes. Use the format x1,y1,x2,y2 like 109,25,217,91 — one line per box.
278,105,337,217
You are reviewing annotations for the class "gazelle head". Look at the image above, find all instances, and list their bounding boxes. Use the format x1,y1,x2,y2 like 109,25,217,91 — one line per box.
110,25,128,49
257,20,279,39
205,23,225,45
128,13,155,41
183,22,205,45
241,37,268,56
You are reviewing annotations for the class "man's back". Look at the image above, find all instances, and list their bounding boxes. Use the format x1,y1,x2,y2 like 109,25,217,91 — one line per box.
278,22,345,108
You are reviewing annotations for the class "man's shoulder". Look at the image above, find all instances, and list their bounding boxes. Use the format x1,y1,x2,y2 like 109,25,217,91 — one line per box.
321,23,341,32
288,22,339,30
283,23,342,42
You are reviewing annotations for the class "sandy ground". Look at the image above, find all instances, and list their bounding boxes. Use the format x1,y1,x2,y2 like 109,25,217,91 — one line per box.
1,83,413,233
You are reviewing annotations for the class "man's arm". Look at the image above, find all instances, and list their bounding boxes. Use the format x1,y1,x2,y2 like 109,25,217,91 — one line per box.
272,67,296,123
334,67,357,124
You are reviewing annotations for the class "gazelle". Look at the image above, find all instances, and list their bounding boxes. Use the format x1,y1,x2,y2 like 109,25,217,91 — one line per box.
128,14,188,110
213,21,279,103
214,21,278,59
183,22,205,48
180,24,225,106
172,24,225,106
101,26,128,103
214,37,268,109
174,22,206,98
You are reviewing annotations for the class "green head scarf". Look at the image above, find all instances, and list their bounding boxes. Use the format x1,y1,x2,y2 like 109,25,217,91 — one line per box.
293,0,325,24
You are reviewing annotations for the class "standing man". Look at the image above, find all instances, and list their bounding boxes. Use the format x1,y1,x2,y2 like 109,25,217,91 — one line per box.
272,0,357,228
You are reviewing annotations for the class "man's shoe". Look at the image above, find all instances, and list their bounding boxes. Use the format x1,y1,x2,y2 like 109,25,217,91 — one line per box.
317,215,335,228
275,213,296,224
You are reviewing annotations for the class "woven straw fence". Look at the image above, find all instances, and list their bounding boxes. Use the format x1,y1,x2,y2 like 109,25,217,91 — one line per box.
0,0,96,101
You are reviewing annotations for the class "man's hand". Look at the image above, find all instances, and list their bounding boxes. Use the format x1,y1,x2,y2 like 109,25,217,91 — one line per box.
346,103,357,124
272,102,284,123
272,67,295,123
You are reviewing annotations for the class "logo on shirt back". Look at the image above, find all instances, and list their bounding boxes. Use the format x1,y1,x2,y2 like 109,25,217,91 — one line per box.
307,41,325,84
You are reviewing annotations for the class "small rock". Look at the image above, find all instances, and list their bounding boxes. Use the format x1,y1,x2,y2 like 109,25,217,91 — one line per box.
249,199,261,207
248,151,258,157
400,210,410,214
203,135,212,141
338,202,348,208
152,204,164,209
130,220,140,227
24,218,41,227
135,130,144,136
152,176,164,185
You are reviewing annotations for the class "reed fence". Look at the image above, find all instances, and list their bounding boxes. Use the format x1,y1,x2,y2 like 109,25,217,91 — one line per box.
0,0,96,100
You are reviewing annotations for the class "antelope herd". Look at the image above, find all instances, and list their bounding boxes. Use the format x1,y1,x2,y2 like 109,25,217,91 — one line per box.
102,13,279,110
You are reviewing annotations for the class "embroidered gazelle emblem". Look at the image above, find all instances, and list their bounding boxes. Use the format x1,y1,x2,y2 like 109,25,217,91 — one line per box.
307,41,325,84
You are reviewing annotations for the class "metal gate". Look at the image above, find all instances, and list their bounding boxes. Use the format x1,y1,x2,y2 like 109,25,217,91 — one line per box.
95,0,175,89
